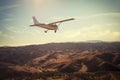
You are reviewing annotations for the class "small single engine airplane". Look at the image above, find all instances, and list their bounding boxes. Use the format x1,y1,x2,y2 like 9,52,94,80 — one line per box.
30,16,75,33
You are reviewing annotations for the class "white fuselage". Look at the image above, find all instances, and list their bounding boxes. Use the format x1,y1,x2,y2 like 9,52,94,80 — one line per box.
31,23,58,30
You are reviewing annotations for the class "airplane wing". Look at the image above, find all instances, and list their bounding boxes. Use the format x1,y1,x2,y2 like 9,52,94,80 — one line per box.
48,18,75,24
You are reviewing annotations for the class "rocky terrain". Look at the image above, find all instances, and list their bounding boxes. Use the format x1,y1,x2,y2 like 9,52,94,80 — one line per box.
0,42,120,80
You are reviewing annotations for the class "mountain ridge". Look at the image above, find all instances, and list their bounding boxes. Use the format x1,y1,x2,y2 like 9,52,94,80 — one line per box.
0,42,120,80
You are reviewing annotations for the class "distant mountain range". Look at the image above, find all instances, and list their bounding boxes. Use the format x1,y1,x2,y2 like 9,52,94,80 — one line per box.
86,40,104,43
0,42,120,80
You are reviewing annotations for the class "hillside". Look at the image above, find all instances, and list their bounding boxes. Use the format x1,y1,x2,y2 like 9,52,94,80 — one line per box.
0,42,120,80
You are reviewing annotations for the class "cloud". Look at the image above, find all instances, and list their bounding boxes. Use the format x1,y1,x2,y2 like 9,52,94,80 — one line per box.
3,18,15,22
0,4,21,11
4,25,45,40
0,30,16,46
0,31,6,37
5,26,30,34
61,30,81,39
0,31,3,36
78,24,120,41
92,12,120,17
0,30,15,40
57,23,120,41
77,12,120,20
83,23,120,32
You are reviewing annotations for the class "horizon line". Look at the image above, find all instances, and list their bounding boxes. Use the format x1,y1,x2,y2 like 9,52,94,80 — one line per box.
0,40,120,47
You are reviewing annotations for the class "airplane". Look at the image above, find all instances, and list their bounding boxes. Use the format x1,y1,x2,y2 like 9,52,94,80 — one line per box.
30,16,75,33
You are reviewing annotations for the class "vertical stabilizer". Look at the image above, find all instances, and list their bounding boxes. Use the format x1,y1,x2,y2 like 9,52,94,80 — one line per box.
32,16,39,24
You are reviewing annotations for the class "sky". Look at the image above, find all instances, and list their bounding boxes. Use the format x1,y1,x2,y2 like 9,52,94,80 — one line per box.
0,0,120,46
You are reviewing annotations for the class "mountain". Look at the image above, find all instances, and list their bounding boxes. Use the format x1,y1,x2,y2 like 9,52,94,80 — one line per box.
0,42,120,80
86,40,104,43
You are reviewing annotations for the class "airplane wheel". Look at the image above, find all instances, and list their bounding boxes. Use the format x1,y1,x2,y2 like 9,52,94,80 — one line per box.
45,31,47,33
54,30,57,33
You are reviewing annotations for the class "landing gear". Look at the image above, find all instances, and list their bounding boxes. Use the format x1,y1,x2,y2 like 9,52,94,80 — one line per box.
54,30,57,33
44,30,47,33
44,30,57,33
44,30,49,33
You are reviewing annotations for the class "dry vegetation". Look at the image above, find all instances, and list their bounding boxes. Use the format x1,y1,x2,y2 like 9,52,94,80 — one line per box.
0,42,120,80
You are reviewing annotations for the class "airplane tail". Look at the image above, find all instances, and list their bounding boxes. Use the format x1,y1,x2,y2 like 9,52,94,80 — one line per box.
32,16,39,24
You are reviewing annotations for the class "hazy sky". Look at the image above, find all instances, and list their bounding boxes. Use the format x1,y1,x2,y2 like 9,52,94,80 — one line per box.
0,0,120,46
